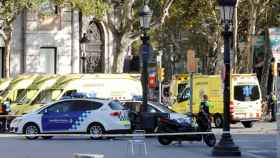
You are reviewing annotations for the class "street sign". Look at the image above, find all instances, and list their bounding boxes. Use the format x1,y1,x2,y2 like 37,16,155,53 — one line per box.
187,49,197,73
269,28,280,58
148,75,156,88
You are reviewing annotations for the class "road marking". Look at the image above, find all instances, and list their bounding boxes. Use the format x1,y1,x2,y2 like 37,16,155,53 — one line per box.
246,152,267,158
245,151,274,158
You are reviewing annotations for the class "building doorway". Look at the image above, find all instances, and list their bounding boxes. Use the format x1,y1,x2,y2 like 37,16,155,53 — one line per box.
84,21,104,73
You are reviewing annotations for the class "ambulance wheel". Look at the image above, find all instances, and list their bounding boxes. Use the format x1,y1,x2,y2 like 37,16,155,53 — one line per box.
88,123,105,140
242,121,253,128
214,114,223,128
42,136,53,140
23,123,40,140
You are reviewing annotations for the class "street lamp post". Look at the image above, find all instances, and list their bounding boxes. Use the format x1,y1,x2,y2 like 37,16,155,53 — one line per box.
212,0,241,156
80,33,90,73
139,1,153,127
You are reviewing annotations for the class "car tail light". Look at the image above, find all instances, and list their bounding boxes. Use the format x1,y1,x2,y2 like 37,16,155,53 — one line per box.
229,101,235,113
159,117,168,123
256,113,260,118
110,111,121,116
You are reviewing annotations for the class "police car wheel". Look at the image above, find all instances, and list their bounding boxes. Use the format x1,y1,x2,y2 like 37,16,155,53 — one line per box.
24,123,39,140
88,124,104,140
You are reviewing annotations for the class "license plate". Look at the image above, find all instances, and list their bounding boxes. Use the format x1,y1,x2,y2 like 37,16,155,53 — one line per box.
120,120,130,125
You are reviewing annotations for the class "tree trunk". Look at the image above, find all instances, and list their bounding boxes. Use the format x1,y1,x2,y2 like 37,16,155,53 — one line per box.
3,31,11,78
260,28,271,97
244,1,257,73
112,35,132,73
233,0,239,73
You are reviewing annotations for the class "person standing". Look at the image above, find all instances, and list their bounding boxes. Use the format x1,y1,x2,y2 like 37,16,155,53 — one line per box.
270,92,277,122
200,94,210,114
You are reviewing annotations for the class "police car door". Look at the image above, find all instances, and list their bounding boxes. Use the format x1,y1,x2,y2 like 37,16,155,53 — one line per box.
42,100,74,133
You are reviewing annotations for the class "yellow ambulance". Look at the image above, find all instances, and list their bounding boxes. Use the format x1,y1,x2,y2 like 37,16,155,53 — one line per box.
171,74,262,128
0,74,40,114
171,75,224,128
9,75,60,115
28,73,142,113
0,78,11,94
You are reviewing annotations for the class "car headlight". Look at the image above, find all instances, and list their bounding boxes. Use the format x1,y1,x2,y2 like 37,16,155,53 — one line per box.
176,117,192,124
12,118,22,124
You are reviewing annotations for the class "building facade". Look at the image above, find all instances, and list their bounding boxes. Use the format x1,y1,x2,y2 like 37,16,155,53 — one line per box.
0,3,119,77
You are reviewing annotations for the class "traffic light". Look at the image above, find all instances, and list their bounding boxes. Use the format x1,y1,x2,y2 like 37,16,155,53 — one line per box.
157,67,165,81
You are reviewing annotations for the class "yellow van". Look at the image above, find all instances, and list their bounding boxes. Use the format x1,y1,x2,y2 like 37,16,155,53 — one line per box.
171,73,262,128
169,74,189,101
9,75,60,115
29,74,84,109
171,75,224,128
29,74,142,111
0,78,12,94
0,74,41,114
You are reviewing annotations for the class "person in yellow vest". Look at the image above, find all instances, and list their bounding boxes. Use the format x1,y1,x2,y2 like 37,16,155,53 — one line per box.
200,95,210,114
270,92,277,122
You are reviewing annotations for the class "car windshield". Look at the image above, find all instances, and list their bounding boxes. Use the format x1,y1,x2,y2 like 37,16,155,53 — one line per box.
178,83,187,95
0,87,12,98
14,89,28,103
16,89,38,104
150,102,174,113
109,101,124,110
234,85,260,101
32,89,62,104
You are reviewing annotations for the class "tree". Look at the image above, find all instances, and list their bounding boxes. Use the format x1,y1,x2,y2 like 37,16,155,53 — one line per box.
235,0,280,95
236,0,271,73
0,0,109,77
154,0,222,75
99,0,175,73
0,0,48,78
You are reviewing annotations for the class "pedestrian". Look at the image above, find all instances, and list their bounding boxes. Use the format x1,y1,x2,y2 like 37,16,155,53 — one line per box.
270,92,277,122
200,94,210,115
261,97,269,121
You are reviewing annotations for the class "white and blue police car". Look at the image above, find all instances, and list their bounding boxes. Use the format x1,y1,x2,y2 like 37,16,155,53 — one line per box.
10,98,130,140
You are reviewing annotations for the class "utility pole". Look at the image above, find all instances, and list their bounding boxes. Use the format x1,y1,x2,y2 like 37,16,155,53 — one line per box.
157,51,163,103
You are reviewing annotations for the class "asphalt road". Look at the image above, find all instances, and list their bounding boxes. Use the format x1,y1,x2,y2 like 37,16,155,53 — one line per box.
0,122,277,158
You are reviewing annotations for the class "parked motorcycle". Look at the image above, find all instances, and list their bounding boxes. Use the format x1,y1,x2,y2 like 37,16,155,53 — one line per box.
156,111,216,147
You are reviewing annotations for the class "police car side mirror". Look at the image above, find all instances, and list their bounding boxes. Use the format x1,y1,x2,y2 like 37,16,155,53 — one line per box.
43,109,49,114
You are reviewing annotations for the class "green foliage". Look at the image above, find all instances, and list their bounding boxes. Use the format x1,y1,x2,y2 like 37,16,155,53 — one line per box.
69,0,109,18
0,0,47,23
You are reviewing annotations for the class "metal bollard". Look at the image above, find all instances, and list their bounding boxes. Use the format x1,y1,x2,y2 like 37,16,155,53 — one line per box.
277,113,280,158
73,153,104,158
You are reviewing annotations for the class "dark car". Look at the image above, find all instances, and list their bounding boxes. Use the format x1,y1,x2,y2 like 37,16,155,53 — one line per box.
121,101,190,132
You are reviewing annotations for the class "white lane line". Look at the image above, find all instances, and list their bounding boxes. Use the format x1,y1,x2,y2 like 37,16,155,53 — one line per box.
245,152,272,158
